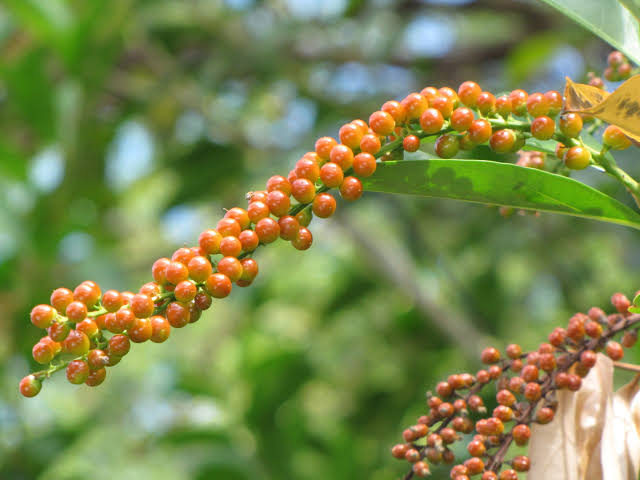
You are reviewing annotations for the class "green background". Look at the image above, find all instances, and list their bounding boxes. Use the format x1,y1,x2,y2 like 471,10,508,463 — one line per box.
1,1,639,479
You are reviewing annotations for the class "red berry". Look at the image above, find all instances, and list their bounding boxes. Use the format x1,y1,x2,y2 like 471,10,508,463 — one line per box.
530,116,555,140
19,374,42,397
524,382,541,401
458,81,481,107
400,93,428,120
47,321,70,342
238,230,259,252
339,123,364,150
32,341,55,364
481,347,501,364
506,344,522,359
339,176,363,201
217,256,243,283
312,193,336,218
329,144,354,170
558,113,583,138
391,443,409,459
544,90,563,115
165,261,189,285
369,111,395,136
266,175,291,195
315,136,337,161
171,247,195,266
489,129,516,153
291,178,316,204
50,288,74,313
292,227,313,250
278,215,300,241
526,93,550,117
199,230,222,255
130,293,154,319
353,152,377,177
30,304,57,330
174,280,197,302
536,406,555,424
403,135,420,152
166,301,191,328
450,107,474,132
430,95,453,119
66,359,89,384
512,424,531,446
62,330,90,356
495,95,512,117
320,162,344,188
603,125,632,150
88,349,109,370
108,334,130,357
185,256,211,283
220,236,243,257
85,368,106,387
606,341,624,360
217,218,242,238
224,207,250,230
150,315,171,343
360,133,381,154
420,108,444,134
381,100,407,124
509,89,528,115
266,190,291,217
128,317,153,343
255,217,280,244
476,91,496,115
468,119,492,144
76,318,98,338
206,273,232,299
73,282,101,307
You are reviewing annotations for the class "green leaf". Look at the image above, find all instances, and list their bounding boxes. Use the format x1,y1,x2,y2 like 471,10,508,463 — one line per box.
537,0,640,65
362,159,640,230
619,0,640,24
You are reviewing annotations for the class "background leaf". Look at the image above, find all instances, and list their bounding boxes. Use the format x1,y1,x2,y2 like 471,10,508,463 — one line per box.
362,159,640,230
538,0,640,65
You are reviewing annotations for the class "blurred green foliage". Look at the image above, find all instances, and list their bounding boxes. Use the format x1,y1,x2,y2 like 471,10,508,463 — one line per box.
1,1,640,479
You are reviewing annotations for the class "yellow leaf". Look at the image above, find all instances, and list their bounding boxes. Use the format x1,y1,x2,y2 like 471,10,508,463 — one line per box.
564,75,640,143
564,76,610,111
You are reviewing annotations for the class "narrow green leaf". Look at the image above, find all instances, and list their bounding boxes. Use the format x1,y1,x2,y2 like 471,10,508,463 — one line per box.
537,0,640,65
362,159,640,230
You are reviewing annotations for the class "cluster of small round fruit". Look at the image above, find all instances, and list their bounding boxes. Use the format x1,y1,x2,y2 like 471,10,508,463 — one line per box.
392,292,639,480
19,78,633,400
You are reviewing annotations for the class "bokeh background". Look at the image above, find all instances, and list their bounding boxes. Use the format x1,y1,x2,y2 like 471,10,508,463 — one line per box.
2,1,640,479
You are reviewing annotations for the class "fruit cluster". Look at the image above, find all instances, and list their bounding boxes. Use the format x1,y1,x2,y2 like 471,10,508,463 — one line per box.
392,293,639,480
19,71,639,480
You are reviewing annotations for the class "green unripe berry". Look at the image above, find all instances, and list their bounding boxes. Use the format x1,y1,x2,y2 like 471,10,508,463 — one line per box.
435,134,460,158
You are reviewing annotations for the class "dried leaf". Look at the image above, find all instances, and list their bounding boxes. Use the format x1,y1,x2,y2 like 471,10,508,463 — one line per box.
599,375,640,479
564,75,640,142
564,76,610,111
529,356,640,480
529,354,613,479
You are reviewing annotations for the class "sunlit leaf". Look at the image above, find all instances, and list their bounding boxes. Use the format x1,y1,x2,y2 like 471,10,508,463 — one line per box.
538,0,640,65
362,159,640,230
